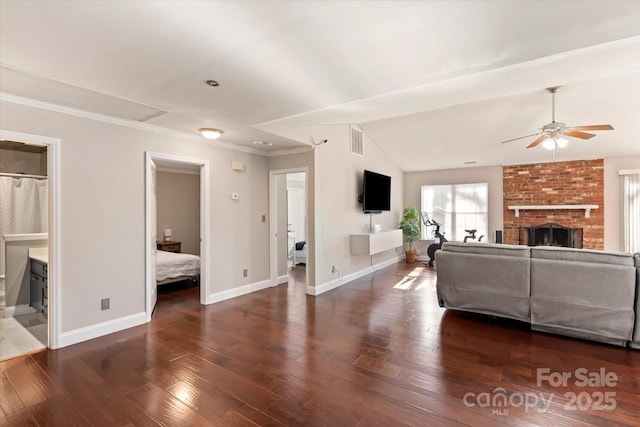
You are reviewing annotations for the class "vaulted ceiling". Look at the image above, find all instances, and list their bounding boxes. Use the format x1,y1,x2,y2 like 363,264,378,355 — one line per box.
1,1,639,171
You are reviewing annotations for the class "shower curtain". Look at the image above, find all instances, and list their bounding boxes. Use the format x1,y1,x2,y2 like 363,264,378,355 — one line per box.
0,176,48,277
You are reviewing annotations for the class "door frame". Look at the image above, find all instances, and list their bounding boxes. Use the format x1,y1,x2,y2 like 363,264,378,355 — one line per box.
269,168,309,290
0,129,61,349
144,151,210,320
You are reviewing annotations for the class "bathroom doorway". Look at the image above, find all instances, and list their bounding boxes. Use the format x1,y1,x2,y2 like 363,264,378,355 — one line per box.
0,129,61,359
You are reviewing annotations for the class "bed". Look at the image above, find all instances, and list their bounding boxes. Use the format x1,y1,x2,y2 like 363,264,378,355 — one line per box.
288,240,307,265
156,250,200,285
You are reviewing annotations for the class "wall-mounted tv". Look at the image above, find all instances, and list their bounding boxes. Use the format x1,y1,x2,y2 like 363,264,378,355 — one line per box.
359,169,391,214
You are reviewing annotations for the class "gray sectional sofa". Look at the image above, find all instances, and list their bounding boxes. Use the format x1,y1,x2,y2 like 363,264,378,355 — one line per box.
435,241,640,348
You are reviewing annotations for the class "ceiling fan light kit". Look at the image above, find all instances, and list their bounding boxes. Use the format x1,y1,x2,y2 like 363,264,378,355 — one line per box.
501,86,613,156
542,135,568,150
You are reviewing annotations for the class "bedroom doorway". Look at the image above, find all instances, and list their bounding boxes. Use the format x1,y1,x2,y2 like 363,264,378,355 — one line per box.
144,152,210,321
269,169,309,290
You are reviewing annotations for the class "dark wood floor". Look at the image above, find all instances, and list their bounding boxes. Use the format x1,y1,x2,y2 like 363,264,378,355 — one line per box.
2,263,640,426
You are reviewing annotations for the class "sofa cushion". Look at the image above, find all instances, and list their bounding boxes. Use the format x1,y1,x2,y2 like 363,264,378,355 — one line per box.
531,246,634,266
436,243,531,322
530,250,636,346
441,241,531,258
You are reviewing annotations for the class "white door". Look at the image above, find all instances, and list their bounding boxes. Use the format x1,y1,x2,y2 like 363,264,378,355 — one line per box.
150,159,158,313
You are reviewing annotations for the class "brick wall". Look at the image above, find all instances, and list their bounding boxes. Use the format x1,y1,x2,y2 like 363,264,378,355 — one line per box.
503,159,604,249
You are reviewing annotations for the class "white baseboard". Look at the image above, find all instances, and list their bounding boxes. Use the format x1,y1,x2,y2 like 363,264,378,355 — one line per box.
308,255,403,296
58,312,147,348
1,304,37,318
276,274,289,285
206,279,272,304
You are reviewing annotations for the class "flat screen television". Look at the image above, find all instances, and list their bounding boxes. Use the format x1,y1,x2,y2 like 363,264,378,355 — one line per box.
360,169,391,213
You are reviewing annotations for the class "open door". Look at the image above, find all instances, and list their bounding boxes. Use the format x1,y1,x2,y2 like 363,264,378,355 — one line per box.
150,158,158,314
145,154,158,320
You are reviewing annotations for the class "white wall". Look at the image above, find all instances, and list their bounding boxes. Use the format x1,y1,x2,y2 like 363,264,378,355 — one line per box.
604,155,640,252
404,166,504,255
310,125,404,288
1,100,271,335
156,171,200,255
269,126,404,293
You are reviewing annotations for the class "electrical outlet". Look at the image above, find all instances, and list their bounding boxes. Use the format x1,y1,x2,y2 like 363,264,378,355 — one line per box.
331,265,336,273
101,298,110,310
243,269,248,277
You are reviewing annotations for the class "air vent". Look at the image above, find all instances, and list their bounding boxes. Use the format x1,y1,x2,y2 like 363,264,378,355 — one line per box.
350,126,364,156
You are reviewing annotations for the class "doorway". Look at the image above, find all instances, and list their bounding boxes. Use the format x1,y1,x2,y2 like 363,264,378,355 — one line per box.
269,169,309,290
0,129,61,358
144,152,210,321
155,167,201,308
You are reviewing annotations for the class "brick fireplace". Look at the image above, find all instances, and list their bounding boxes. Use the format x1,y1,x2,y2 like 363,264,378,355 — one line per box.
503,159,604,249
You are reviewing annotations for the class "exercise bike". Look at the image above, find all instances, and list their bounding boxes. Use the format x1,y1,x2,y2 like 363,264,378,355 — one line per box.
463,229,484,243
421,212,447,267
421,212,485,266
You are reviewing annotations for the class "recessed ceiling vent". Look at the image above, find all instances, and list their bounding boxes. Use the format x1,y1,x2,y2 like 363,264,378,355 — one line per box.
350,126,364,156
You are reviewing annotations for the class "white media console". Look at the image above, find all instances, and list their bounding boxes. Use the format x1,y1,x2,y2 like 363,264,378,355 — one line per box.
350,229,403,255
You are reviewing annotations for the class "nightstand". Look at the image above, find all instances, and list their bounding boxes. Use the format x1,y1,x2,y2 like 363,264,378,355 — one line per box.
157,241,182,253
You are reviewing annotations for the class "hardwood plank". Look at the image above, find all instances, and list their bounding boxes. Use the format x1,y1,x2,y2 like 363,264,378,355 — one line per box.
1,354,62,407
125,382,212,426
214,409,261,427
27,395,93,426
0,368,28,421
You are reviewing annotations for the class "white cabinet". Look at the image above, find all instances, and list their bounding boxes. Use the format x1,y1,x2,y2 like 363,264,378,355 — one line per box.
350,229,403,255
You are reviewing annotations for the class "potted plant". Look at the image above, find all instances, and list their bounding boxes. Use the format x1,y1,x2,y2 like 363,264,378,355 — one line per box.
399,206,420,262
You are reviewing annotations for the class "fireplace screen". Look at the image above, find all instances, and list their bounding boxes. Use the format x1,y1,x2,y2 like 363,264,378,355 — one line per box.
519,223,583,248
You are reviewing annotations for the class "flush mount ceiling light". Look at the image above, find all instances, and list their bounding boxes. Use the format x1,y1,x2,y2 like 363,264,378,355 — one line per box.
199,128,223,139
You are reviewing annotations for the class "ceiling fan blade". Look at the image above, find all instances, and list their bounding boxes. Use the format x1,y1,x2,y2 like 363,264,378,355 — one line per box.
570,124,613,131
500,132,542,144
527,135,548,148
563,130,596,139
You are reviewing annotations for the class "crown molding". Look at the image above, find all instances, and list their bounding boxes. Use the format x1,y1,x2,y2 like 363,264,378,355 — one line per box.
0,92,270,156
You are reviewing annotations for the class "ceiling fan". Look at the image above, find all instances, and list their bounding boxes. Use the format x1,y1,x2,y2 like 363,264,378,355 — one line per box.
501,86,613,151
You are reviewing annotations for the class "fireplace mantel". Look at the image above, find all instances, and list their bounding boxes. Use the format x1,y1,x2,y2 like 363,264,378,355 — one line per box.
508,204,599,218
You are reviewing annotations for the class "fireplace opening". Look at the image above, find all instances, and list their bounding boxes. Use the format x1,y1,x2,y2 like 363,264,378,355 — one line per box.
519,223,583,248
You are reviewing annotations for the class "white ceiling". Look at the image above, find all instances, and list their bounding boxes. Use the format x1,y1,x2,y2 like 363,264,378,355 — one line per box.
1,1,639,171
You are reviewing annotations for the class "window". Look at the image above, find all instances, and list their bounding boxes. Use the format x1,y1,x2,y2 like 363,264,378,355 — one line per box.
622,171,640,253
421,183,488,241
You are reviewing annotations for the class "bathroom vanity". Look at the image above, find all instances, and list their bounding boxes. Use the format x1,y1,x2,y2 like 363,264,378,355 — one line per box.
29,247,48,317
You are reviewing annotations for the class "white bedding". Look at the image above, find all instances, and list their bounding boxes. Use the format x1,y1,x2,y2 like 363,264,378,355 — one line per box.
156,250,200,281
288,244,307,264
